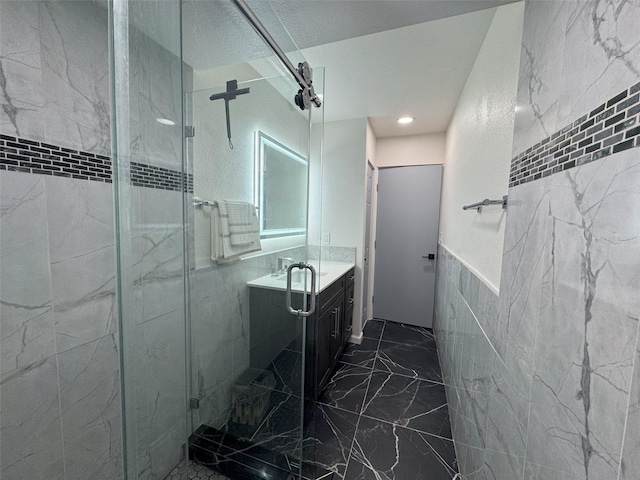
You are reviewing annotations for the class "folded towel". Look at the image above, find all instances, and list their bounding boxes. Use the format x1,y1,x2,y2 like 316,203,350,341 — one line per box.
222,201,259,246
211,200,261,263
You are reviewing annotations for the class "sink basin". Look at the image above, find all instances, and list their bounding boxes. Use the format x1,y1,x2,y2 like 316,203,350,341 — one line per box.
277,270,327,283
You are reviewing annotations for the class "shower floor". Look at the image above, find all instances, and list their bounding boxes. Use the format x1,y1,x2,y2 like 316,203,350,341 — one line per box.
189,319,458,479
165,459,231,480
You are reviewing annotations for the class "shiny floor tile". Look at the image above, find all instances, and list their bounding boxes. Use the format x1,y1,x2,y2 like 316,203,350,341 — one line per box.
343,417,458,480
362,371,452,438
317,363,371,415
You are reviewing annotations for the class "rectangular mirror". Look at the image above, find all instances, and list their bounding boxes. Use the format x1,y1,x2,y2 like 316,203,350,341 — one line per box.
256,131,308,238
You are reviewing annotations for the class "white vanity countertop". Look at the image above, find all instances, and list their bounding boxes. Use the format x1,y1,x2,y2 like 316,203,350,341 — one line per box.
247,261,354,294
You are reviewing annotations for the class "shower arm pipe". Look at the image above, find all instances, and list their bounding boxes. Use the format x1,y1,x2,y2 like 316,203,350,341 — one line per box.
231,0,322,108
462,195,508,212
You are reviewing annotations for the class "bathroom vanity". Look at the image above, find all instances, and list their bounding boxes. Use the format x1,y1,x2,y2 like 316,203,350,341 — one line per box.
247,261,355,400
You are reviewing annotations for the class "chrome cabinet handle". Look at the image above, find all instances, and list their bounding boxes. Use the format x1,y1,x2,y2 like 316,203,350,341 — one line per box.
286,263,316,317
332,306,341,338
348,298,354,305
348,275,355,281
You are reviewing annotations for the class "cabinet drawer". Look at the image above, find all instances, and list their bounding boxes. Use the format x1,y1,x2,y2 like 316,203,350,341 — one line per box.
345,268,355,287
345,283,355,308
319,276,345,315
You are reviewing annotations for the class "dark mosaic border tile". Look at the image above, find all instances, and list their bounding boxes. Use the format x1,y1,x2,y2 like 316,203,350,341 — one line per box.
0,134,193,193
510,81,640,187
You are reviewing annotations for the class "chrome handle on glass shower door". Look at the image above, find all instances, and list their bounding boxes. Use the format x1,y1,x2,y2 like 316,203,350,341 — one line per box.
286,263,316,317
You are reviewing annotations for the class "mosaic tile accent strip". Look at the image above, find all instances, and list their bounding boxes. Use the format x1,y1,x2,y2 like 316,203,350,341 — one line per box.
510,81,640,187
131,161,193,192
0,134,193,192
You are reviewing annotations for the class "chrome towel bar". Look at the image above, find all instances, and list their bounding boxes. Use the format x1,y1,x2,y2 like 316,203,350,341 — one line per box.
463,195,508,212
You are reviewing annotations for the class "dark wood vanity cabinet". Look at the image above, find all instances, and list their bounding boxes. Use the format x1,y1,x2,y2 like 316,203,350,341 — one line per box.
248,266,355,402
312,268,355,398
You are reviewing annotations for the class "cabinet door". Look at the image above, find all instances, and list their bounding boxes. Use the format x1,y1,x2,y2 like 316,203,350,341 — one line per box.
317,302,334,391
343,284,354,345
319,295,343,390
343,305,354,345
330,298,345,363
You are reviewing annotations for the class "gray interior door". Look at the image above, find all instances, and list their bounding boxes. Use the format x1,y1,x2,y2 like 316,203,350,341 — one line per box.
373,165,442,328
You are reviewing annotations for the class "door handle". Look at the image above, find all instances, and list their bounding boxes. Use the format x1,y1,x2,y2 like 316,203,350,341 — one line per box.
421,253,436,260
286,263,316,317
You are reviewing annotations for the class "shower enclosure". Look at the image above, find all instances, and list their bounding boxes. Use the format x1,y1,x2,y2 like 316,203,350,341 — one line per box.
111,0,326,478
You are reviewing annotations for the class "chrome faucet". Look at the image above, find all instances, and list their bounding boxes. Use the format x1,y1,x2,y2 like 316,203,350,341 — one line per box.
277,257,294,273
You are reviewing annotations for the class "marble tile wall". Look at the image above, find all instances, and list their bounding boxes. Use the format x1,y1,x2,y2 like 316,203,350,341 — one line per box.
188,245,308,430
434,246,502,479
0,170,122,480
1,1,191,479
436,2,640,479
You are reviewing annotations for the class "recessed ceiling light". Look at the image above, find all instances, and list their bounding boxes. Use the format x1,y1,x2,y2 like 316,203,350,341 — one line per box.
156,118,176,126
397,116,414,124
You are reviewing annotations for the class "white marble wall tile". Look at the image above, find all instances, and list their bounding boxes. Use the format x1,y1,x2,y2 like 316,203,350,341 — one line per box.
50,247,116,353
0,0,45,140
526,152,640,479
137,310,187,444
191,284,238,427
138,228,185,322
497,178,552,400
0,355,65,480
149,419,187,480
44,177,114,263
484,358,529,459
45,177,116,352
619,327,640,480
0,172,56,379
0,173,62,479
512,0,567,157
559,0,640,128
483,449,524,480
458,444,485,480
38,0,110,155
456,386,490,451
128,26,183,170
57,334,123,480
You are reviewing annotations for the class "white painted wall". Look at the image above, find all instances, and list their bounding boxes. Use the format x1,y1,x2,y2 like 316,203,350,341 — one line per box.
192,65,310,267
364,121,377,330
376,133,446,167
440,2,524,292
321,118,367,339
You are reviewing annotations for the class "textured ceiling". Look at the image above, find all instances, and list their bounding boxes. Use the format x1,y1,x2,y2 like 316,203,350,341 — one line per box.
182,0,513,70
143,1,518,137
300,7,498,137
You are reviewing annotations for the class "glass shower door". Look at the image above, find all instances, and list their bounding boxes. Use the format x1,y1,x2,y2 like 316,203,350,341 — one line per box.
185,71,323,479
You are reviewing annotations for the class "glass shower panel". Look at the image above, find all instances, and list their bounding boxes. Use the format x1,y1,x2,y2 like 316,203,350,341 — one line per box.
111,0,190,478
186,70,318,478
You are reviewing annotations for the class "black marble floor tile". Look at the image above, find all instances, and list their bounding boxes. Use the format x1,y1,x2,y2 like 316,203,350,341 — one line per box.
362,372,452,439
198,388,302,458
318,363,371,415
362,319,385,341
340,337,379,369
190,425,299,480
250,390,303,456
191,424,333,480
375,340,443,383
263,348,303,396
343,417,458,480
302,403,360,478
381,321,437,349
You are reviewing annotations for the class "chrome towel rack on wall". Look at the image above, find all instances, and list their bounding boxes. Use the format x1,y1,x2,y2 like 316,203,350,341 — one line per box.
192,197,259,210
463,195,508,213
